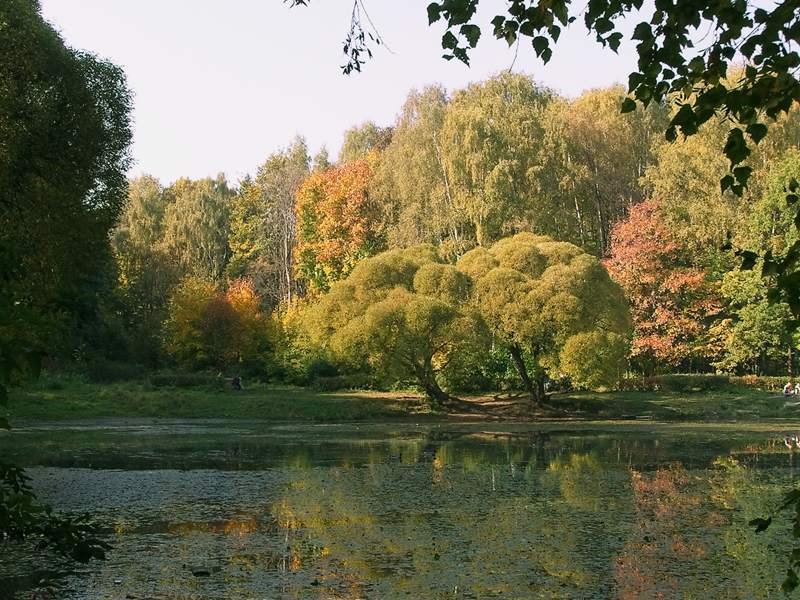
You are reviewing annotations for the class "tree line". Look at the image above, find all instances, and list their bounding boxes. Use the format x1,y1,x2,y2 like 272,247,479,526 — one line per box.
98,72,800,394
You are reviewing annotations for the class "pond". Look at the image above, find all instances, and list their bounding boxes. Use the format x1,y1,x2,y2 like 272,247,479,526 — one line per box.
0,419,798,599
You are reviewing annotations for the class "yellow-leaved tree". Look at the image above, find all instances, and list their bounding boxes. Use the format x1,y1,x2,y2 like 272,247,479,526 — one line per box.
164,277,275,374
299,246,484,406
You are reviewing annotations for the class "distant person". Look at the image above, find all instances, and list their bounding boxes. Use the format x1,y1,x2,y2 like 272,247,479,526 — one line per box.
231,375,243,391
785,382,794,397
795,383,800,396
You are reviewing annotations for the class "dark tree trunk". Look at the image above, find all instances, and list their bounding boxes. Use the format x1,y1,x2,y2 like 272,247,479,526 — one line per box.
414,362,453,408
509,344,546,406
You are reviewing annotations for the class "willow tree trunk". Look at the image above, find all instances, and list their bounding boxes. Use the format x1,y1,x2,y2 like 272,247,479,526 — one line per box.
509,344,546,406
414,363,452,408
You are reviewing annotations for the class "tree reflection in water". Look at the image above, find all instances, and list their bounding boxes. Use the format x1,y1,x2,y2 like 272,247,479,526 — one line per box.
0,423,794,598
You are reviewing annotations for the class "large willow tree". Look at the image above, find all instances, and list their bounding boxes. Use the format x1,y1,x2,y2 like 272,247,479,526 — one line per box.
300,246,483,406
458,233,631,403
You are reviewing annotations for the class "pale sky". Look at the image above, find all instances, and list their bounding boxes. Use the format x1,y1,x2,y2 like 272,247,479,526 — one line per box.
40,1,640,185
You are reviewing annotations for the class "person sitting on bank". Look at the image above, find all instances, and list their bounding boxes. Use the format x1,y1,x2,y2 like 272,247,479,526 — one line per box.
784,382,794,397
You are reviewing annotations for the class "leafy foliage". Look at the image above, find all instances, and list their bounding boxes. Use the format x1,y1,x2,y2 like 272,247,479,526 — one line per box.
713,270,794,373
227,138,310,305
0,462,110,562
372,85,472,259
606,199,721,372
460,233,631,402
298,0,799,196
161,175,234,283
299,246,484,405
0,0,132,568
164,278,276,373
439,73,552,246
538,86,668,252
337,122,393,164
111,175,178,364
295,153,387,295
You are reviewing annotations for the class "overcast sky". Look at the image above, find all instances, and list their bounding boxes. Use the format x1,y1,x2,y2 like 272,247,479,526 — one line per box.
40,1,640,184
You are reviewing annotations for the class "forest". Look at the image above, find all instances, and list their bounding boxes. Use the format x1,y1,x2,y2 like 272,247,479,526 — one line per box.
44,72,798,405
5,2,799,409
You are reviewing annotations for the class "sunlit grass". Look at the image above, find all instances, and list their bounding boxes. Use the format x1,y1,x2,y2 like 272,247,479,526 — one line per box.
7,374,800,424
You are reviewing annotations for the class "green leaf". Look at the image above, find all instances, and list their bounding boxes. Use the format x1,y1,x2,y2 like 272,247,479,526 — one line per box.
427,3,442,24
607,31,622,52
733,165,752,186
720,174,735,193
531,36,549,57
749,516,772,533
594,17,614,34
442,31,458,50
620,98,637,113
688,56,705,73
723,128,750,166
632,22,651,41
746,122,768,143
460,24,481,47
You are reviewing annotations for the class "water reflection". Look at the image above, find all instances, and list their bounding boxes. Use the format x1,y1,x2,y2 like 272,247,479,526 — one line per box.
0,422,795,598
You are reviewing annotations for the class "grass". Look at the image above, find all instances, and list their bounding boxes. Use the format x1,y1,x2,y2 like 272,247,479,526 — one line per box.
7,373,800,423
546,388,800,421
7,375,427,422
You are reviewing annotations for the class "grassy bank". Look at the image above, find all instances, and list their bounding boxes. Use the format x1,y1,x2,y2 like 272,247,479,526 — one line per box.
7,376,425,422
545,388,800,421
6,375,800,423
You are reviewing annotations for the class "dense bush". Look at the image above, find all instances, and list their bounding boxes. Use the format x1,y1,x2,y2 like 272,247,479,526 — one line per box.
619,373,788,393
163,277,278,376
730,375,789,392
305,358,340,381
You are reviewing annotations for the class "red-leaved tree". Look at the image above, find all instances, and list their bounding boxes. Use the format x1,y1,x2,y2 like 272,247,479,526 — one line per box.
605,199,721,373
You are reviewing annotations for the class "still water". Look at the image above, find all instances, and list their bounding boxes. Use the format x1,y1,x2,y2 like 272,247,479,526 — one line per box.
1,420,798,599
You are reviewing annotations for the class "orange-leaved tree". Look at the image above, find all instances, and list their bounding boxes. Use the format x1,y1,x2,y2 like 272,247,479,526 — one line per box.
294,153,387,295
164,277,275,373
605,199,721,373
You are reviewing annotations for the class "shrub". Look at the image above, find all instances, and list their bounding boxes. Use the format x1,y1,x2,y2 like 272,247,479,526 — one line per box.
730,375,788,392
618,373,787,393
305,358,340,381
648,374,730,392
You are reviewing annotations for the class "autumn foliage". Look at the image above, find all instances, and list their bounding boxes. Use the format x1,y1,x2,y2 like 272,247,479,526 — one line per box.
164,277,274,372
295,153,386,295
605,199,721,371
